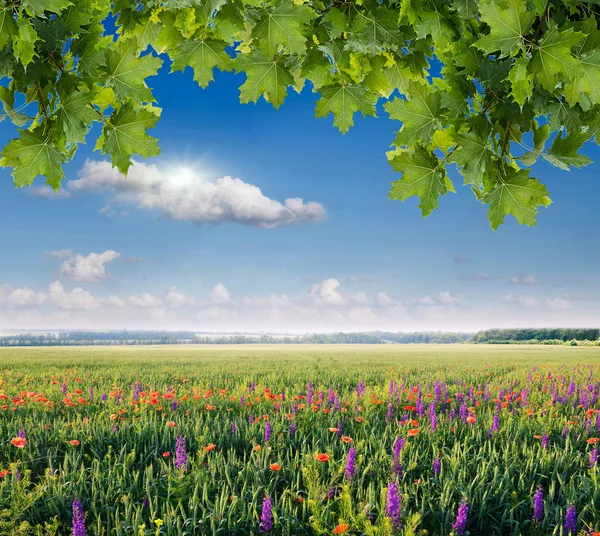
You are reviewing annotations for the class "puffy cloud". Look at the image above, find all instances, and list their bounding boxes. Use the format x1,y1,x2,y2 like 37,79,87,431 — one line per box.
165,288,196,308
127,293,163,309
308,278,346,306
376,292,393,307
70,160,327,229
57,250,120,283
0,284,47,308
546,297,572,310
351,292,369,304
505,293,538,308
45,249,75,259
417,291,463,306
29,186,73,199
209,283,232,305
509,275,538,285
48,281,99,310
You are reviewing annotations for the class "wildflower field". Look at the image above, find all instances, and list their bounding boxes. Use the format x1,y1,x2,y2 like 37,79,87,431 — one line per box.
2,344,600,536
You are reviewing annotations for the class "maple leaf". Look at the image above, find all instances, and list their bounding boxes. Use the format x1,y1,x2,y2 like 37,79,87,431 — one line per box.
234,51,294,109
56,89,98,146
564,49,600,111
416,9,456,50
13,19,39,68
21,0,72,18
484,168,551,230
97,103,161,174
0,127,68,189
0,3,16,49
448,131,493,187
252,1,316,57
315,84,376,134
346,7,403,54
171,39,232,88
388,144,454,217
542,130,592,170
102,39,162,103
475,0,536,57
519,124,550,166
506,57,532,108
384,82,442,147
530,27,584,93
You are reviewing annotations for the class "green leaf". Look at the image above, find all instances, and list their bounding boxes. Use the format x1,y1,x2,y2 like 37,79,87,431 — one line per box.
346,8,403,54
451,0,477,19
388,144,453,217
384,82,442,147
0,84,30,127
13,19,39,68
57,90,98,145
506,57,532,108
519,123,550,166
97,103,161,174
0,127,68,189
234,51,294,108
103,38,162,103
475,0,536,57
252,1,316,57
171,39,231,88
315,84,376,133
416,9,456,50
484,168,551,230
323,7,349,40
530,27,584,92
0,3,17,48
448,131,493,187
21,0,72,17
564,49,600,111
542,130,592,170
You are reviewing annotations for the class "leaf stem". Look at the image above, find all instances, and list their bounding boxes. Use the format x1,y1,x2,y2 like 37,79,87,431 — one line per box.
35,81,49,121
501,120,513,157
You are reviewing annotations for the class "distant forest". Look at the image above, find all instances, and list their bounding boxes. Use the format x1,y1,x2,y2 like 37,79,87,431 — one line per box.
0,330,471,346
0,329,597,347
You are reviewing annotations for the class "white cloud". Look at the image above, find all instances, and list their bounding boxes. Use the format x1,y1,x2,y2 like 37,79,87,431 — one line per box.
127,293,163,309
417,291,463,306
509,275,538,285
0,284,47,308
45,249,75,259
546,297,572,310
376,292,393,307
48,281,99,310
106,295,126,309
57,250,120,283
505,293,538,308
166,288,196,308
209,283,232,305
308,278,346,306
351,292,369,304
70,160,327,229
29,186,73,199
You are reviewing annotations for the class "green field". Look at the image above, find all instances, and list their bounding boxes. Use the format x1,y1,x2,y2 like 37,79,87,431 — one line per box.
1,344,600,535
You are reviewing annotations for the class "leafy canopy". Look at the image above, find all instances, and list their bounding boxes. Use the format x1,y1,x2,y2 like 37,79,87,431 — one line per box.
0,0,599,229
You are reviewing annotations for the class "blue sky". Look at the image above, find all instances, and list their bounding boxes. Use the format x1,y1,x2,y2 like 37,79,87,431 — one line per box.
0,62,599,332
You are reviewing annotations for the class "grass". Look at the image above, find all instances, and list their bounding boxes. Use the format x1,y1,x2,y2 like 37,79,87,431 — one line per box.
1,344,599,536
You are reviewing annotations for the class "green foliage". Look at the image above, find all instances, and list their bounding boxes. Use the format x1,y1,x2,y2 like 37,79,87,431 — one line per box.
1,0,600,227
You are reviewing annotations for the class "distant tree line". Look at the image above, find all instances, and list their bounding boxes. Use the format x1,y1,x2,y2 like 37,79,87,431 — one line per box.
471,328,600,343
1,329,598,347
0,330,472,346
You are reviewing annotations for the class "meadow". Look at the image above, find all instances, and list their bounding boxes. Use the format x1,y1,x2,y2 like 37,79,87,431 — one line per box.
1,344,600,536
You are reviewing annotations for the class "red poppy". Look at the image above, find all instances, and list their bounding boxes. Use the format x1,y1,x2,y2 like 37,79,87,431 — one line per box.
332,523,349,534
269,463,281,471
203,443,216,452
316,453,330,462
11,437,26,448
